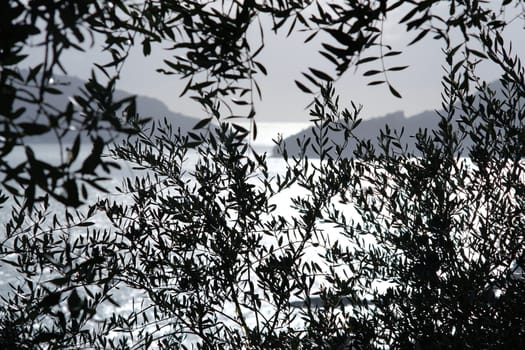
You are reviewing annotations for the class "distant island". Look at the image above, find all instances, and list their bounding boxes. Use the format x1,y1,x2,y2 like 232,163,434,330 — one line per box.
273,109,439,158
16,73,200,143
274,80,515,158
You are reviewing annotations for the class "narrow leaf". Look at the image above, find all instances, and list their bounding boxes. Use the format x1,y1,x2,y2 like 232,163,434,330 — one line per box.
309,68,333,81
363,69,382,76
389,84,402,98
368,80,386,86
387,65,409,72
356,56,379,65
295,80,313,93
193,117,212,130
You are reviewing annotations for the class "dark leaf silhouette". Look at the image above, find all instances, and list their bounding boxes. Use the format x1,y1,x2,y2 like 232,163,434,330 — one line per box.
78,137,104,175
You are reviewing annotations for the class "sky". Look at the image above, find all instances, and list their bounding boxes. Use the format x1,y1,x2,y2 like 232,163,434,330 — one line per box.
23,3,524,126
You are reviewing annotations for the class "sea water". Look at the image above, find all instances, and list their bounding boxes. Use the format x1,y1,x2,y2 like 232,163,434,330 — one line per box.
0,135,323,343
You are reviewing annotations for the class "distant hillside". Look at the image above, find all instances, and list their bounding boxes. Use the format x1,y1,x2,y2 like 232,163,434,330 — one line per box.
15,73,200,143
275,80,519,158
274,110,439,158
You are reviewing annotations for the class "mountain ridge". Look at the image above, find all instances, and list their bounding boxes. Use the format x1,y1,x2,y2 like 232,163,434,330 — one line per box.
273,80,517,158
16,73,200,143
273,109,440,158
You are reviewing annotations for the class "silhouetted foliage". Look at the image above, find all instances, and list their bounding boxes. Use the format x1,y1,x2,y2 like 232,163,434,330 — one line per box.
4,0,512,205
1,0,525,349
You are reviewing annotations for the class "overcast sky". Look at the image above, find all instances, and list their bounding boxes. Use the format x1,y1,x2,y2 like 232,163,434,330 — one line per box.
25,5,524,125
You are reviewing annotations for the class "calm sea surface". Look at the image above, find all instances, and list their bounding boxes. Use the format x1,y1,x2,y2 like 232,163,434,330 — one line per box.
0,119,354,345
